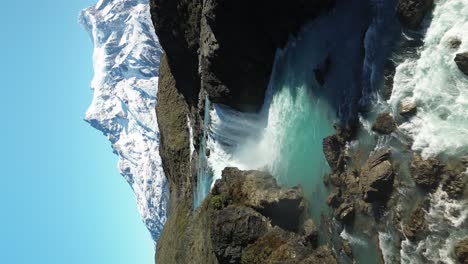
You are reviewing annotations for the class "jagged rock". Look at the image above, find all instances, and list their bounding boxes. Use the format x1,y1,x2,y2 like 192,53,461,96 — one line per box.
442,171,467,199
399,100,417,117
383,61,396,100
213,167,306,232
323,135,345,172
403,201,428,241
153,0,333,112
410,154,443,191
448,38,462,49
336,202,355,223
372,113,396,135
211,206,269,263
455,52,468,76
455,239,468,264
301,219,319,247
397,0,434,30
441,160,468,199
341,239,353,257
360,149,394,203
302,246,338,264
326,189,343,208
242,228,337,264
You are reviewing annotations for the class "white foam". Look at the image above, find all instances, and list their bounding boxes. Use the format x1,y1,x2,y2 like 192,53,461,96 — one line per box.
389,0,468,158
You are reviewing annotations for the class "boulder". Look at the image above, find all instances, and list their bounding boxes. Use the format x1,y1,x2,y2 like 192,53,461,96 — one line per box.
448,38,462,49
397,0,434,30
241,228,337,264
441,170,467,199
341,239,353,257
455,239,468,264
336,202,355,223
323,135,345,172
301,219,319,247
211,206,269,263
360,149,395,202
399,100,417,117
403,201,428,241
410,154,443,191
455,52,468,76
213,167,306,232
326,189,343,208
372,113,396,135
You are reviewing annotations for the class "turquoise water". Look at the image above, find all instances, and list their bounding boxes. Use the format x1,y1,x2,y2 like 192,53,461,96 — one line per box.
194,96,213,208
199,1,390,262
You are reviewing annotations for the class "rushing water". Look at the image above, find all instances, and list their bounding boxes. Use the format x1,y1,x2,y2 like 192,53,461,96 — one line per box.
389,0,468,159
193,0,468,263
194,96,213,208
385,1,468,263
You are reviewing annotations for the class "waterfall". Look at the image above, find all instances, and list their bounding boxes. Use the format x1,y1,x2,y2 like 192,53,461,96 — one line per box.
194,96,213,208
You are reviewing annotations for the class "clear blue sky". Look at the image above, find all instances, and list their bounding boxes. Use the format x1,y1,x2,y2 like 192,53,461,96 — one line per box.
0,0,154,263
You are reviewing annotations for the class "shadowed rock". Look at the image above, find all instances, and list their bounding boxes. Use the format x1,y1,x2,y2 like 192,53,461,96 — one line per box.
448,38,462,50
397,0,434,30
455,239,468,264
372,113,396,135
410,154,443,191
360,149,395,203
403,200,429,241
455,52,468,76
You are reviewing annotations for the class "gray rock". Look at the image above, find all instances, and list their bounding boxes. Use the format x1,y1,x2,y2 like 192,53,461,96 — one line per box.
341,239,353,257
336,202,355,223
372,113,397,135
211,206,269,263
213,167,306,232
397,0,434,30
399,100,417,117
455,239,468,264
323,135,344,173
410,154,443,191
360,149,395,203
301,218,319,247
448,38,462,49
455,52,468,76
326,188,343,208
403,201,428,241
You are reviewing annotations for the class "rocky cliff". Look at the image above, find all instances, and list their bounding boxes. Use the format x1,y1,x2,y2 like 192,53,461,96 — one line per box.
150,0,335,262
150,0,334,112
149,0,468,263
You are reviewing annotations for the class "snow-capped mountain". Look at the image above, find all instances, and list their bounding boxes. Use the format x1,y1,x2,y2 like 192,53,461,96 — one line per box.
79,0,168,241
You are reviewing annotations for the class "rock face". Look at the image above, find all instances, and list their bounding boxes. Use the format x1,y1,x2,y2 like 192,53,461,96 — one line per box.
383,61,396,100
151,1,337,262
323,135,345,173
455,52,468,76
455,239,468,264
403,201,428,241
151,0,334,112
372,112,397,134
399,100,417,117
397,0,434,30
360,149,395,203
410,154,443,191
157,167,336,264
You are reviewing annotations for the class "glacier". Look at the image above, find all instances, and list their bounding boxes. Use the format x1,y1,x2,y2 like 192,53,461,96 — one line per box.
79,0,168,241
